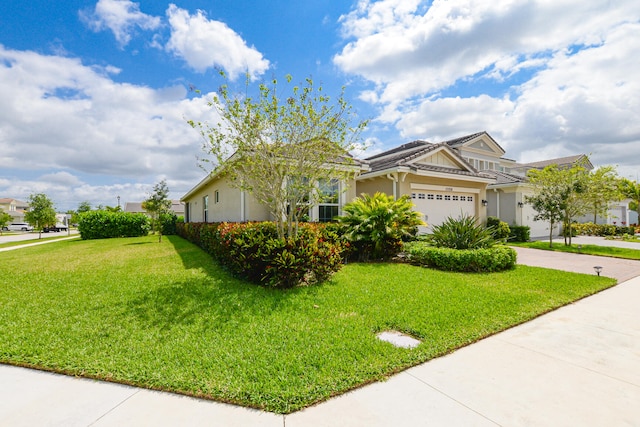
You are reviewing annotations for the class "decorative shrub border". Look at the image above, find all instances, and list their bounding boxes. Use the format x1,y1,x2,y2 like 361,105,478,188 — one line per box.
406,244,517,273
177,221,346,288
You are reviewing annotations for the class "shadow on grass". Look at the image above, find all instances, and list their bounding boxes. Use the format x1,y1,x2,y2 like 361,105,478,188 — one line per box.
126,235,329,330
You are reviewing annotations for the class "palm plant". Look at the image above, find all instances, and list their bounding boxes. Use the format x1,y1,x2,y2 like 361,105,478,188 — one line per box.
337,192,424,260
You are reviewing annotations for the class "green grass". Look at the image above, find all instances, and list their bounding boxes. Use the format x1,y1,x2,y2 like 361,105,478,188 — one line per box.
0,235,616,413
511,241,640,260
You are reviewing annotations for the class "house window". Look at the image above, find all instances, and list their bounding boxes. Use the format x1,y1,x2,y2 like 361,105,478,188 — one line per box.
185,202,190,222
318,179,339,222
203,195,209,222
214,190,219,204
444,195,451,201
427,194,434,200
418,193,425,199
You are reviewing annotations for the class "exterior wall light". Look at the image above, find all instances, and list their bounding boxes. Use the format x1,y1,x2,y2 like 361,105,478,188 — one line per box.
517,202,524,208
481,199,488,207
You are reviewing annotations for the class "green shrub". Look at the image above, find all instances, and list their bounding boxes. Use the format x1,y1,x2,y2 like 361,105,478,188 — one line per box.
177,222,345,288
431,214,495,249
486,216,510,242
159,212,178,235
509,225,530,242
337,192,424,261
571,222,634,237
78,211,150,240
407,243,517,272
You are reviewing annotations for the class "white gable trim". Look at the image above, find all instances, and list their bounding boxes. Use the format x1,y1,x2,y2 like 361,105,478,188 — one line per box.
408,146,475,173
457,133,505,157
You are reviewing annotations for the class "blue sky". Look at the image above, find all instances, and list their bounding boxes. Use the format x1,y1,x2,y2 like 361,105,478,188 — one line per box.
1,0,639,211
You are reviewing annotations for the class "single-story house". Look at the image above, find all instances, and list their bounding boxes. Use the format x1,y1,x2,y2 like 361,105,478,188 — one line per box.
124,200,185,217
181,156,369,223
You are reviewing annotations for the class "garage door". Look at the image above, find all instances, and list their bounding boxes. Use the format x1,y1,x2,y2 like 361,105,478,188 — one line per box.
411,190,476,233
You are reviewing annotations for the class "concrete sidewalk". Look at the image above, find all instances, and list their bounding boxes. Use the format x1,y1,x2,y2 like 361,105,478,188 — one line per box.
1,248,639,426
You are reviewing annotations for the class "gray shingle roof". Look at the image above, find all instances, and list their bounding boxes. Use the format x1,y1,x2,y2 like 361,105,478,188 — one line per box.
483,170,528,185
518,154,592,170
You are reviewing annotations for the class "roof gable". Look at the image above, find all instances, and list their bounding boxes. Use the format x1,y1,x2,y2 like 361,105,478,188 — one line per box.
443,131,506,157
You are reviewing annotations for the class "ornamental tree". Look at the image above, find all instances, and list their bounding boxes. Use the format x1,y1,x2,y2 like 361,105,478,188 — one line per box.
142,179,172,242
0,208,12,234
188,72,368,238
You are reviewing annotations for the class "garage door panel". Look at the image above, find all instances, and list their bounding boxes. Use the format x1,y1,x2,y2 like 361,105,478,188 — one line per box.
411,190,476,233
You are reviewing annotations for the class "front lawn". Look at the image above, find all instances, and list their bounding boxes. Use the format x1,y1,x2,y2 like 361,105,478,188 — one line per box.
511,241,640,260
0,235,615,413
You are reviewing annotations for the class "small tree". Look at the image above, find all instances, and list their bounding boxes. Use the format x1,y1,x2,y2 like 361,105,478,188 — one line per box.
188,72,368,239
142,179,172,242
526,159,592,247
24,193,57,239
583,166,621,223
0,208,12,234
620,178,640,222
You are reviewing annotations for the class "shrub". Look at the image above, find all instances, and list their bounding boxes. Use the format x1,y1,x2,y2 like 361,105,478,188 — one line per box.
78,211,150,240
571,222,635,237
407,243,517,272
177,222,345,288
431,214,495,249
509,225,530,242
337,192,424,261
486,216,510,242
159,212,178,235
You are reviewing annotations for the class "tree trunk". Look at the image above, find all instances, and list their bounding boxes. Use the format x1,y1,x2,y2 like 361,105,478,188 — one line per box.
548,220,554,248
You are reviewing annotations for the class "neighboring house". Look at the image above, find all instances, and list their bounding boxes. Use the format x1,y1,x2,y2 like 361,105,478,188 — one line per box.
356,134,496,232
124,200,185,217
0,198,29,222
181,159,369,223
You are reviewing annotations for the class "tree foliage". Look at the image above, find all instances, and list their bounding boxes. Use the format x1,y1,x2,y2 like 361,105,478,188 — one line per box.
525,162,590,247
620,178,640,221
188,72,368,238
142,179,172,242
24,193,57,239
583,166,622,223
337,192,424,260
0,208,12,234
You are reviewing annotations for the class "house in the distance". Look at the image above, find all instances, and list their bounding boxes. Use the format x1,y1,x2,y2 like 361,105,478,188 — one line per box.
124,200,185,217
0,198,29,222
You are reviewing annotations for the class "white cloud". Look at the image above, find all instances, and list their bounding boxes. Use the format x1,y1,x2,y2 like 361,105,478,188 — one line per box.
0,45,218,210
335,0,635,102
334,0,640,172
164,4,270,80
81,0,161,47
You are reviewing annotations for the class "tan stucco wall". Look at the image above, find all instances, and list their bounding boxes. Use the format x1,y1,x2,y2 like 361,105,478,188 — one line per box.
356,173,489,224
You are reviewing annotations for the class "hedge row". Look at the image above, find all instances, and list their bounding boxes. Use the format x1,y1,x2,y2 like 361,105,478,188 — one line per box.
406,243,517,273
78,211,150,240
571,222,639,237
177,222,346,288
509,225,530,242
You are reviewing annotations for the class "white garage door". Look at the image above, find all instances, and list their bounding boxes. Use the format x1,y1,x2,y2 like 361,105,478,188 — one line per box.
411,190,476,233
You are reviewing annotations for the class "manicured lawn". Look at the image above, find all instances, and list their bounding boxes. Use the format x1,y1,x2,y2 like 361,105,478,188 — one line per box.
0,235,615,413
511,241,640,260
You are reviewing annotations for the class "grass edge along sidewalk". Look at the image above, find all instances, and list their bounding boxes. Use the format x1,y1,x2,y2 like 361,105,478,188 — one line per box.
0,235,616,413
511,240,640,260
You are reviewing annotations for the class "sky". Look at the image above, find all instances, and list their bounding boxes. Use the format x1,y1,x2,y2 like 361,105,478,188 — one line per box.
1,0,639,212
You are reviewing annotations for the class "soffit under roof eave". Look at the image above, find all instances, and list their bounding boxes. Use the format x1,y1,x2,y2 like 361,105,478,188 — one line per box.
356,166,412,181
